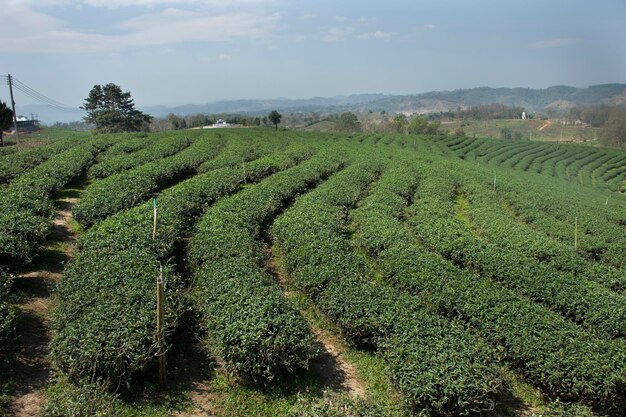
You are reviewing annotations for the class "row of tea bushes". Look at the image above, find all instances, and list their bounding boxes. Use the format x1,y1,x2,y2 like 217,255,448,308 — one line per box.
86,133,194,180
0,137,116,267
0,136,89,184
51,143,317,387
73,135,225,227
271,159,502,415
188,148,346,380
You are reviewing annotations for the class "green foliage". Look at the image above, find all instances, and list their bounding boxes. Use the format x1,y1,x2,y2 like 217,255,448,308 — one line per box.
51,138,322,388
82,83,153,133
0,136,88,184
500,126,513,140
289,391,390,417
391,113,407,133
0,101,13,146
272,159,502,415
407,116,440,135
438,135,626,191
600,108,626,148
269,110,282,131
87,134,194,180
0,137,116,266
0,270,15,353
188,147,342,380
335,113,361,132
43,376,117,417
74,135,223,227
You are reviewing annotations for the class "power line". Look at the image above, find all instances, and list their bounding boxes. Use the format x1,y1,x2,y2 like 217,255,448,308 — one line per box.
2,75,84,114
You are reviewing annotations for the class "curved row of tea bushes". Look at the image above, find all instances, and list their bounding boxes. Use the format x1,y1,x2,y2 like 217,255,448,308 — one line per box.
484,141,537,165
351,160,626,405
582,153,622,187
0,136,88,184
73,135,225,227
51,145,315,387
525,147,570,174
93,135,155,162
87,134,193,179
187,149,346,380
407,164,626,339
498,177,626,272
0,137,116,267
436,135,626,191
460,180,626,338
397,183,626,404
271,160,502,415
195,130,288,174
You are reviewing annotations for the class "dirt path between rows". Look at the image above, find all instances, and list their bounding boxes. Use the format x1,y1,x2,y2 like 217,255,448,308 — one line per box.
8,191,80,417
264,245,366,398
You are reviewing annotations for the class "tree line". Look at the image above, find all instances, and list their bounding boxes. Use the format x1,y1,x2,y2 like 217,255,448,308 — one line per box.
568,106,626,147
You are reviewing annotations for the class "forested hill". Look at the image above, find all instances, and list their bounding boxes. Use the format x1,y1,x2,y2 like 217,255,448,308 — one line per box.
138,83,626,118
25,84,626,123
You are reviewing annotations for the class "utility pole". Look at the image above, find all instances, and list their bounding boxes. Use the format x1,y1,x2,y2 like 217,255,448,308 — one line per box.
7,74,19,143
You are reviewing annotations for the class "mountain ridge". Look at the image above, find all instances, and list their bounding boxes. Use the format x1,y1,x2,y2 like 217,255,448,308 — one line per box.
20,83,626,123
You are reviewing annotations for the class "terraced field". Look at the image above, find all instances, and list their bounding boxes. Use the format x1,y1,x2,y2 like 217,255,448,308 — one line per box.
0,130,624,416
438,135,626,192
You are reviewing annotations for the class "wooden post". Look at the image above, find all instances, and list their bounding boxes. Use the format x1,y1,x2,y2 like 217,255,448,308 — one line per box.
156,261,166,384
574,217,579,251
605,197,609,206
152,194,157,240
7,74,19,143
152,194,165,383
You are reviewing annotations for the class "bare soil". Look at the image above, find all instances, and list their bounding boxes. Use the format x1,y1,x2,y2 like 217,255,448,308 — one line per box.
8,195,79,417
264,245,366,398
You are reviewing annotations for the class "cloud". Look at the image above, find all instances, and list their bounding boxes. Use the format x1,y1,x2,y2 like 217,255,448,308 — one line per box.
218,53,231,60
357,31,394,41
118,8,279,45
422,23,436,30
322,27,353,42
83,0,274,8
529,38,578,48
333,15,347,22
0,4,279,53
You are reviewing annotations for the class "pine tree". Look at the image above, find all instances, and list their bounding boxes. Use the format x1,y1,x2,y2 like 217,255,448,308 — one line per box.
82,84,152,133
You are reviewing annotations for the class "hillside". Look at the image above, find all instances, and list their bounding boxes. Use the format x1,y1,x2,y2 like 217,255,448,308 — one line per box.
1,130,624,416
21,84,626,124
138,83,626,118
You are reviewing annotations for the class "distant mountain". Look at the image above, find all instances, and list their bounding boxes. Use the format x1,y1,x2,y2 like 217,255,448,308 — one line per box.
20,84,626,124
140,93,389,118
357,84,626,114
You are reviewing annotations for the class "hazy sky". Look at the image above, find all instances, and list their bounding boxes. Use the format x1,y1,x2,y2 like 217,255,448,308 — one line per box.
1,0,625,108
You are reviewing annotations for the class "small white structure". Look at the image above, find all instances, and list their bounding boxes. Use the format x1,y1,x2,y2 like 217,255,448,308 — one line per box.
203,119,230,129
522,111,526,120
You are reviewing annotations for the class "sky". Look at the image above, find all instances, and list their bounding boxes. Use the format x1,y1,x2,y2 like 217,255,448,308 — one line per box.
1,0,625,109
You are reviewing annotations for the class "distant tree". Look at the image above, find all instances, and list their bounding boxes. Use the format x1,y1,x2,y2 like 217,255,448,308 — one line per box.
335,112,361,132
82,83,152,133
166,113,187,130
452,127,466,137
408,116,428,134
500,126,512,140
392,113,408,133
600,108,626,148
268,110,282,131
0,100,13,147
425,120,441,135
